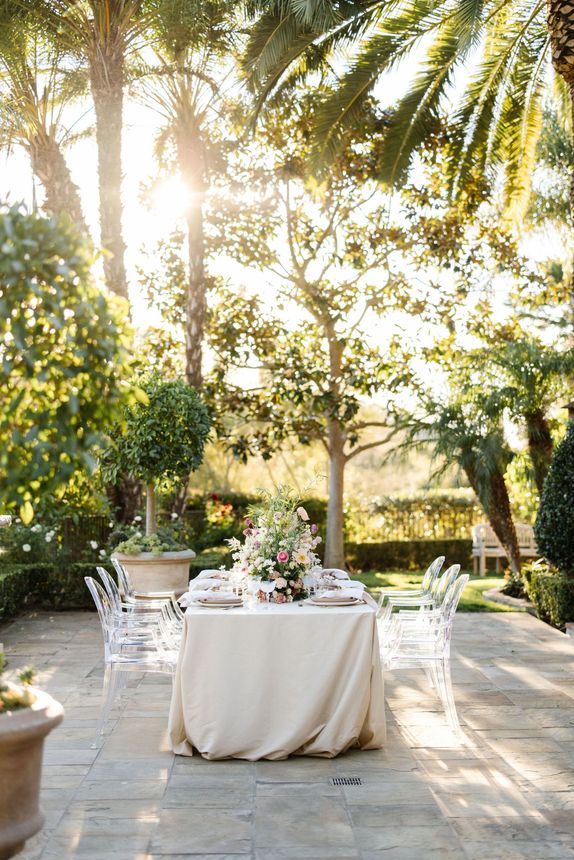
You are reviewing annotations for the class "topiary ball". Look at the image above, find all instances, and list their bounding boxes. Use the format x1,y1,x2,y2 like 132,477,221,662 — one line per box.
535,421,574,575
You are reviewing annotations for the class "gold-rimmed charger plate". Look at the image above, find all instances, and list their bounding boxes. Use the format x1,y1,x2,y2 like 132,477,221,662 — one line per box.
308,597,363,607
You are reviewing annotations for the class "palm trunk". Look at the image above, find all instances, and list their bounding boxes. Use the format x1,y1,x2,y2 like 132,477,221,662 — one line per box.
325,420,346,568
28,132,87,233
525,408,554,495
176,126,207,390
466,465,521,574
90,48,128,301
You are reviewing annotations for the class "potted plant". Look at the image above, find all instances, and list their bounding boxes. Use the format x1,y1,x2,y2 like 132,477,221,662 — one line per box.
102,375,212,594
0,656,64,859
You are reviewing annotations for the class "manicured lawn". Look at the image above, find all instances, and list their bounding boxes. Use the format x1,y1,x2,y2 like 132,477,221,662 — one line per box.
358,570,515,612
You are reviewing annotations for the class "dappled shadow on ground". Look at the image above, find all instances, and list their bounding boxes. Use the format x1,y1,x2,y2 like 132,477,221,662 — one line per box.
4,610,574,859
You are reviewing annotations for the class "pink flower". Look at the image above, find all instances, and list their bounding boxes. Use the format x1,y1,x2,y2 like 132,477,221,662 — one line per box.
275,577,287,589
297,506,309,521
311,524,318,534
277,550,289,563
275,593,287,603
243,528,252,536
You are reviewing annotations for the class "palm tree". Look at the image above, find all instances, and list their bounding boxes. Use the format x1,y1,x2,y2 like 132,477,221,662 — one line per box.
0,5,86,228
477,337,574,495
245,1,573,228
401,396,521,573
26,0,147,301
140,0,239,388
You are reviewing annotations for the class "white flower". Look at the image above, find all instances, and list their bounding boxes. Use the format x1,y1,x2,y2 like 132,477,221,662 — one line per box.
22,544,31,552
108,521,114,529
99,549,106,557
31,524,41,533
45,535,52,543
133,515,142,523
89,540,98,550
171,512,179,520
297,507,309,522
294,550,309,564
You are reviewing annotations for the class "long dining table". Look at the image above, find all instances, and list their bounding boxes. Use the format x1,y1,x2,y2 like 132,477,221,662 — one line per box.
168,597,386,761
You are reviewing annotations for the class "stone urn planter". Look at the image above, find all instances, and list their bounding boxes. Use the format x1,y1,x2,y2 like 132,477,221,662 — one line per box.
0,690,64,860
112,549,196,596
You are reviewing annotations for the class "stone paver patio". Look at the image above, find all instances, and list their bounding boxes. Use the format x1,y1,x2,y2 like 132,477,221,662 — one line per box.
4,610,574,858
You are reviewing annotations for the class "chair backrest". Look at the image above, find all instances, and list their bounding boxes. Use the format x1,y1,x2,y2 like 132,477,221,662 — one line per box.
322,568,350,580
471,523,497,547
421,556,445,592
85,576,116,651
441,573,469,622
515,523,537,550
431,564,461,605
97,566,123,614
111,557,134,599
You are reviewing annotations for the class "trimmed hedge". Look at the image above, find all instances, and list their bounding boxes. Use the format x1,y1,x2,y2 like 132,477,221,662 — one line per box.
0,539,472,622
0,562,96,620
522,562,574,630
345,539,472,572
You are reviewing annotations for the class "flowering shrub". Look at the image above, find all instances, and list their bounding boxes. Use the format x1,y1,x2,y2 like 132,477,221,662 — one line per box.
0,519,59,564
205,495,235,529
228,486,321,603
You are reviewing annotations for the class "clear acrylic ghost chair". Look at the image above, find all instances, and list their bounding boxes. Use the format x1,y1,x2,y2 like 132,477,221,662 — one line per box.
382,574,469,736
377,556,444,615
97,567,181,647
85,576,178,746
378,563,459,624
111,557,185,622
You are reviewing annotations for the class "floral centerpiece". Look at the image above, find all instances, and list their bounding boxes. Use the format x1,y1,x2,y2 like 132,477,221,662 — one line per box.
228,486,322,603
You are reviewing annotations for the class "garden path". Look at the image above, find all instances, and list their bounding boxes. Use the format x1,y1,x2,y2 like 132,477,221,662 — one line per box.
3,610,574,859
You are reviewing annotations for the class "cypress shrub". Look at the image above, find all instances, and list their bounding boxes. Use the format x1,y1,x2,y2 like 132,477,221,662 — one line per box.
535,421,574,575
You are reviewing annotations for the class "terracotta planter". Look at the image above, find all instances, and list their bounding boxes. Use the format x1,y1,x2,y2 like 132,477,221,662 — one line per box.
112,549,196,596
0,690,64,860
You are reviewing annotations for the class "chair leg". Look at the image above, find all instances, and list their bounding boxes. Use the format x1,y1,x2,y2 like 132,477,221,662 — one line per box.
434,658,463,737
94,663,120,747
423,666,435,690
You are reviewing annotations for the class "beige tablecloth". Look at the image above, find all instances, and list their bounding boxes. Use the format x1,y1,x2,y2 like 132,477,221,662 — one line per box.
168,600,386,760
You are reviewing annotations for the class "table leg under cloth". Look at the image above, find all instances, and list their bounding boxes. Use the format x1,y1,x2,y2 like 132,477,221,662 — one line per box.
168,603,386,760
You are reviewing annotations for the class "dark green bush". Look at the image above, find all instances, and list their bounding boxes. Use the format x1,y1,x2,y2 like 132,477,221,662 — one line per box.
345,539,472,572
535,422,574,574
522,560,574,630
0,561,99,620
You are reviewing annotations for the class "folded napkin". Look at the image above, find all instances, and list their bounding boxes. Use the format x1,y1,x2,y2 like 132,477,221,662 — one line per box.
315,588,361,601
196,569,227,580
194,591,241,604
335,580,364,594
178,589,240,606
188,578,224,592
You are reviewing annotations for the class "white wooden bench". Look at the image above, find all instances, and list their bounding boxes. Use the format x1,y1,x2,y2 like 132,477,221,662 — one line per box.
471,523,538,577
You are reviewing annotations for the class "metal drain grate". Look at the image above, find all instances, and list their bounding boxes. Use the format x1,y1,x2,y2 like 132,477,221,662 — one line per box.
331,777,363,786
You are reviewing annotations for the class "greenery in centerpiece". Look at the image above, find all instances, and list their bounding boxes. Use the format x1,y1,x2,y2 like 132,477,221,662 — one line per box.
228,486,321,603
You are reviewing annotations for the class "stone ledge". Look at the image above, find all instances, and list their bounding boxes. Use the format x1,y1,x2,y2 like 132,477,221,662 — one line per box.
483,587,535,613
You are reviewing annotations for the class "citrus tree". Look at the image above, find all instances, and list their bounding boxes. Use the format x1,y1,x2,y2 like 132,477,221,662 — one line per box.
0,205,134,521
101,375,212,535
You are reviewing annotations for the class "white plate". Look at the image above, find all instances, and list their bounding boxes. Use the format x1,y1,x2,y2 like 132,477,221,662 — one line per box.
194,599,243,609
308,597,362,607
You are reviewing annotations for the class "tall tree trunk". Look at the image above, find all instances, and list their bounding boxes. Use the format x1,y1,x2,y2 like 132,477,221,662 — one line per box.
525,408,554,495
28,132,87,233
146,483,157,536
176,126,207,390
325,419,346,569
90,48,128,301
466,465,521,574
